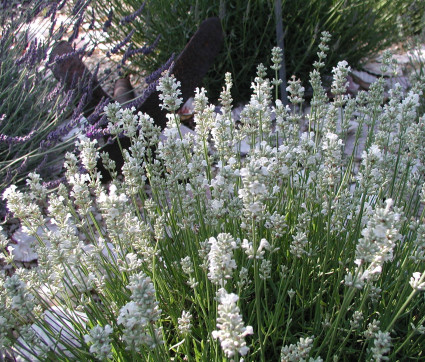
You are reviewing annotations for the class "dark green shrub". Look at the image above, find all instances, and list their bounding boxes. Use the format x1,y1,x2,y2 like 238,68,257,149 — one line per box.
91,0,422,102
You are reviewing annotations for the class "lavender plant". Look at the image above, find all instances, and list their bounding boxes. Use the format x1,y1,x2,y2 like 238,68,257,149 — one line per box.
2,34,425,361
0,0,92,194
0,0,166,214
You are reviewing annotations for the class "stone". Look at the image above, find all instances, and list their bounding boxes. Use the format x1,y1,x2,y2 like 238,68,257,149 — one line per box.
346,74,360,95
362,60,403,77
350,69,378,90
10,220,57,262
408,45,425,70
15,306,87,359
178,97,195,117
159,124,195,142
385,76,410,93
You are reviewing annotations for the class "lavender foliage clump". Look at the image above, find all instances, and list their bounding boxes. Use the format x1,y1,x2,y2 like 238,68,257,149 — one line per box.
0,0,93,194
0,0,166,200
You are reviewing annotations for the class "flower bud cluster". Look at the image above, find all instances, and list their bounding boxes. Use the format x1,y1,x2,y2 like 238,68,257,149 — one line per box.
345,199,402,289
156,72,183,112
84,324,113,360
280,335,316,361
117,272,162,350
207,233,237,286
212,289,253,358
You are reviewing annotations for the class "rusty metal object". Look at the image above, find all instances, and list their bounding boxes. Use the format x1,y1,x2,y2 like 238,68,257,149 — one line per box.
98,17,223,182
137,17,223,130
113,76,135,107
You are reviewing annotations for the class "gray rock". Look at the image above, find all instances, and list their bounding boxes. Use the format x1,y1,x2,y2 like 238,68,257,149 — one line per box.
362,60,403,77
385,76,411,93
347,74,360,95
350,70,378,90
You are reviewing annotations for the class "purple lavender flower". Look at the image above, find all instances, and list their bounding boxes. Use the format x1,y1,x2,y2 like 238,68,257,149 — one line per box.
45,2,57,20
126,79,159,110
71,0,85,15
4,168,12,184
3,157,28,184
105,136,114,145
107,29,135,57
88,8,95,30
35,154,48,174
39,140,51,151
44,82,65,104
120,2,146,25
48,47,86,66
85,124,110,139
69,72,80,91
37,41,47,62
49,18,57,37
0,131,35,145
145,53,175,84
15,39,39,67
72,93,88,121
68,10,85,43
121,35,161,65
83,64,100,104
121,43,133,65
87,97,110,125
96,113,108,128
43,176,66,190
16,157,28,175
71,0,91,16
47,129,61,141
103,10,113,32
57,0,67,11
58,89,76,112
40,108,91,151
55,23,66,38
